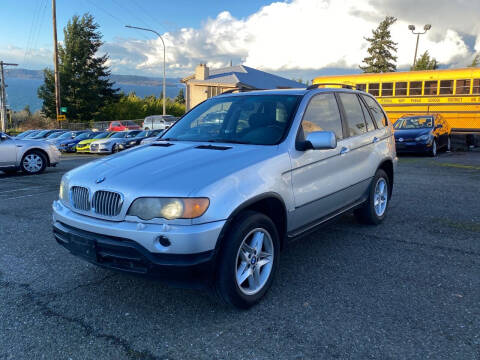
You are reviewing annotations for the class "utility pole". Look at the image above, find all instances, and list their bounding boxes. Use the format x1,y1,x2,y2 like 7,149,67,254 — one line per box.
52,0,61,125
0,61,18,132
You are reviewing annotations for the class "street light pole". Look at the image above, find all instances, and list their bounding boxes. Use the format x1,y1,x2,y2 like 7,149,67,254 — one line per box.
125,25,166,116
408,24,432,68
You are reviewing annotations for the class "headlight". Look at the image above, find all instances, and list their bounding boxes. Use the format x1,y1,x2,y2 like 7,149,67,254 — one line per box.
127,197,209,220
415,134,430,142
59,177,69,205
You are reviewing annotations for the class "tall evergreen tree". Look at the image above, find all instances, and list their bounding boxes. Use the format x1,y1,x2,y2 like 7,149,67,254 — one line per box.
38,14,118,121
470,54,480,67
411,51,438,70
360,16,398,73
175,88,185,104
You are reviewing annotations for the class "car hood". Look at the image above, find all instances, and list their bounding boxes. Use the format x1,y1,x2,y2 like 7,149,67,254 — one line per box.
59,138,80,145
66,141,278,197
394,129,432,138
78,138,98,145
91,138,115,145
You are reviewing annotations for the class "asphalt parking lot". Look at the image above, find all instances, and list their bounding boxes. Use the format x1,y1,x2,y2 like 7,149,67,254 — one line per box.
1,152,479,359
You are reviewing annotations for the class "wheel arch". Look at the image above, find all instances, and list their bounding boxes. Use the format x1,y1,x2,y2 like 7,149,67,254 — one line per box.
377,159,394,198
216,192,288,253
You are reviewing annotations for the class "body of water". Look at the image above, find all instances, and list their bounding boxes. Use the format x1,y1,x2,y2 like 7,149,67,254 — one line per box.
4,77,184,112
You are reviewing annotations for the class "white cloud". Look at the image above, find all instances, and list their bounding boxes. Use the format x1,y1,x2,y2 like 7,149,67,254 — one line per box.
108,0,479,77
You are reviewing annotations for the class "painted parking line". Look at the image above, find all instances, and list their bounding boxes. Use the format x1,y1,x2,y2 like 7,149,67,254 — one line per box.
0,189,58,200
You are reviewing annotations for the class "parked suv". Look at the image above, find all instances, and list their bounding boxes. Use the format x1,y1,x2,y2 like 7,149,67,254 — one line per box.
142,115,177,130
53,88,396,308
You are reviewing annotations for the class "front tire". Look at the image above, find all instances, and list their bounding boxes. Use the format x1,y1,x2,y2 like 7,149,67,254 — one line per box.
112,143,119,153
215,211,280,309
354,169,390,225
429,140,437,157
21,151,47,175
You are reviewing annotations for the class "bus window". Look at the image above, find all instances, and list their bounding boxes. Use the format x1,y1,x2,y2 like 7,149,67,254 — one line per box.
368,83,380,96
409,81,422,96
456,79,470,95
439,80,454,95
381,83,393,96
473,79,480,94
424,81,438,95
356,84,366,92
395,82,407,96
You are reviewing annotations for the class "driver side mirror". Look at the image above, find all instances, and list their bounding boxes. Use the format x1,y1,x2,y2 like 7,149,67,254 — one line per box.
304,131,337,150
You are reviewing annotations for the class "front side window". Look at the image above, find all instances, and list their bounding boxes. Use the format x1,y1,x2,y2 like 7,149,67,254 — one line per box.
439,80,454,95
361,95,388,128
409,81,422,96
338,93,366,137
301,93,343,140
368,83,380,96
164,95,300,145
395,82,407,96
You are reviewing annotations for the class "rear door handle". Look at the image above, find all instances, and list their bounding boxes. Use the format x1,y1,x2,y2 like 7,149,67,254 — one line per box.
373,137,379,143
340,146,350,155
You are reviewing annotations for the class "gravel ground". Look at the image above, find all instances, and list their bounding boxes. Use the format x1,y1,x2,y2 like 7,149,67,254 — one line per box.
0,152,479,360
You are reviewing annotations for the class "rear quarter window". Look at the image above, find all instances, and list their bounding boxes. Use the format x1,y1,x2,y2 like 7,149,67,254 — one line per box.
361,95,389,128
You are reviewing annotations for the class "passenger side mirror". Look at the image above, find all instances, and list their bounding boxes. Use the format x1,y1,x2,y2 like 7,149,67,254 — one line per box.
304,131,337,150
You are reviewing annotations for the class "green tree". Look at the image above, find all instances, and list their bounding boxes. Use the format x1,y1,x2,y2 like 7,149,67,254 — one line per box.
23,104,31,116
38,14,118,121
360,16,398,73
411,51,438,70
470,54,480,67
175,88,185,104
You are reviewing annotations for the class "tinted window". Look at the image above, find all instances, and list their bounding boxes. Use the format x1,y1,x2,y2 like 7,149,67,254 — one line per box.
409,81,422,96
302,93,343,140
381,83,393,96
361,95,388,128
456,79,470,95
424,81,438,95
358,96,376,132
368,83,380,96
439,80,453,95
395,82,407,96
338,93,366,136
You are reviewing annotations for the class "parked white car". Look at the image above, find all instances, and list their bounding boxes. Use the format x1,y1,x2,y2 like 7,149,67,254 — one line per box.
0,132,60,174
142,115,177,130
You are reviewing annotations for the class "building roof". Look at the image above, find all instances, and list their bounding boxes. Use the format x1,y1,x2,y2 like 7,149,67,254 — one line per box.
185,65,306,89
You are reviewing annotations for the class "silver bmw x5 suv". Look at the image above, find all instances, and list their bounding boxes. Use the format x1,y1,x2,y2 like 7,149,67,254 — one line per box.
53,87,397,308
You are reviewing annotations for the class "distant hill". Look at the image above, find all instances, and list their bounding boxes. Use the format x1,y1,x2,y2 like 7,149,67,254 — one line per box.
5,68,182,86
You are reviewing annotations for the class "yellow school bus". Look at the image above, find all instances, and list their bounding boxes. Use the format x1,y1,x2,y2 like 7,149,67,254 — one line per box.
312,68,480,134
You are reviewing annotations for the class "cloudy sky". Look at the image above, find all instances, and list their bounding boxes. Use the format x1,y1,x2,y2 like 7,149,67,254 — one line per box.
1,0,479,80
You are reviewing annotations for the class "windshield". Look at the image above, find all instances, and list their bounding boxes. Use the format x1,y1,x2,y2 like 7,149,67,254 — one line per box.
57,132,74,140
126,130,141,138
75,132,91,140
93,132,108,139
110,132,127,138
46,131,64,139
16,130,34,138
135,131,148,138
29,130,50,138
394,117,434,129
163,95,300,145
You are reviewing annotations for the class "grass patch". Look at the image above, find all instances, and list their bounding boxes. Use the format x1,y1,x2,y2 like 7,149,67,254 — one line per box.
436,218,480,233
432,162,480,171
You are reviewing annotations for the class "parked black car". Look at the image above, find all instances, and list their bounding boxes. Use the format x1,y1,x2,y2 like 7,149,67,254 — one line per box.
121,129,163,149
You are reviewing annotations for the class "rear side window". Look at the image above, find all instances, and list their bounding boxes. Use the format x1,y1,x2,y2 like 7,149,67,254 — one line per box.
302,93,343,140
338,93,366,137
358,96,376,132
361,95,388,128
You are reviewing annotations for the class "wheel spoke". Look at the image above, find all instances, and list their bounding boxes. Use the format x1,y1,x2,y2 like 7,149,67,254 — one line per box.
257,252,272,268
248,266,260,288
241,243,254,255
252,231,264,254
236,262,250,285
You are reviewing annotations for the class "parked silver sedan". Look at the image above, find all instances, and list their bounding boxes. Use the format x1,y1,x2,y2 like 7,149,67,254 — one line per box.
0,132,61,174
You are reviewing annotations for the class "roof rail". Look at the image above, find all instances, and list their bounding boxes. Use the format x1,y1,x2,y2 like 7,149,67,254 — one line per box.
307,83,356,90
220,88,256,95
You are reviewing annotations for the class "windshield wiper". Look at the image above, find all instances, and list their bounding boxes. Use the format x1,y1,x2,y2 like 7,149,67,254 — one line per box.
206,139,252,144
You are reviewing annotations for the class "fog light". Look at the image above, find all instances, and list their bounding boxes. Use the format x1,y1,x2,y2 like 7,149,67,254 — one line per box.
157,235,171,247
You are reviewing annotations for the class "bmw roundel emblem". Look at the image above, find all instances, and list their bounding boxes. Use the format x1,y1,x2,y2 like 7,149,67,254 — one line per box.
96,176,106,184
398,138,404,142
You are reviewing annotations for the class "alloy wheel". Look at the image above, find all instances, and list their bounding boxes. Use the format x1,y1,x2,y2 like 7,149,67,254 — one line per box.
235,228,274,296
374,178,388,217
23,154,44,173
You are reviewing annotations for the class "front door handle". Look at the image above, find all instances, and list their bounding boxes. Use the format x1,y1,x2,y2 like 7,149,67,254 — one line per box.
340,146,350,155
373,137,379,143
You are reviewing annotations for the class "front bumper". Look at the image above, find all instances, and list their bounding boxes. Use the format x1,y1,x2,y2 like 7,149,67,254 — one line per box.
48,147,61,165
53,221,216,286
89,145,111,153
395,140,432,153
